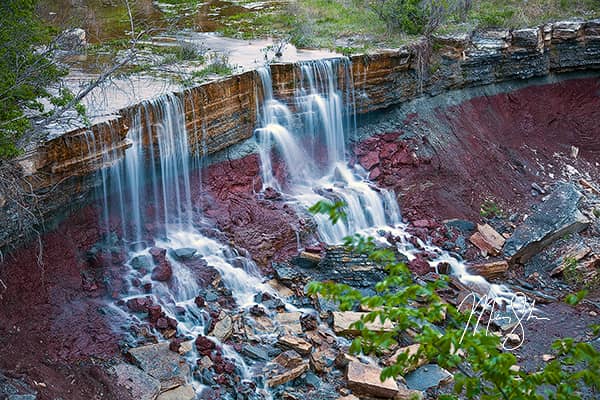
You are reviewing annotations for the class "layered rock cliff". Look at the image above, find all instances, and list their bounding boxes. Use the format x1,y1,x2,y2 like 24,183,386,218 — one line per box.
2,19,599,251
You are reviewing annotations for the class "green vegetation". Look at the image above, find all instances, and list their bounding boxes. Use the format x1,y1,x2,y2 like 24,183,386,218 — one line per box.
309,199,600,400
564,256,600,290
479,199,504,219
215,0,600,50
0,0,68,158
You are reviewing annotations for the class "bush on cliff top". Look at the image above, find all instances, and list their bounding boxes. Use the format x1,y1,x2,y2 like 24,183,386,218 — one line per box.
0,0,66,158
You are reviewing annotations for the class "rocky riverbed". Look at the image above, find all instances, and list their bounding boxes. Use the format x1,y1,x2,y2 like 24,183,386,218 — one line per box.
1,73,600,400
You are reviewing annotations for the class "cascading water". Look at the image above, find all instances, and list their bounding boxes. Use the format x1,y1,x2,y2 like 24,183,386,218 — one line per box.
255,59,401,244
95,92,282,398
254,58,524,306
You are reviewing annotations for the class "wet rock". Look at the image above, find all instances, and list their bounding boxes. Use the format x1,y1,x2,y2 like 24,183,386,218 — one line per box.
150,248,173,281
242,344,270,361
346,361,403,398
466,260,508,279
273,262,305,284
359,151,380,170
332,311,394,337
407,254,431,276
310,347,337,373
405,364,453,391
172,248,198,260
209,313,233,341
277,335,312,356
273,350,304,369
292,251,322,269
151,263,172,281
131,255,153,271
0,371,37,399
127,342,191,391
504,183,590,263
470,223,505,256
156,384,196,400
195,335,216,356
111,363,160,400
300,311,319,331
126,297,153,313
264,187,282,200
194,296,206,308
267,362,309,388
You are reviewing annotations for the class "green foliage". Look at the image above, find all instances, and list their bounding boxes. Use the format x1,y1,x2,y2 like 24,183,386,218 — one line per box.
309,201,600,399
371,0,428,34
471,5,516,28
308,200,348,225
0,0,67,158
565,289,588,306
479,199,503,218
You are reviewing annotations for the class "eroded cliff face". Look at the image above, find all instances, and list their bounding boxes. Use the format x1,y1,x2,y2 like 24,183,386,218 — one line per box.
2,19,600,251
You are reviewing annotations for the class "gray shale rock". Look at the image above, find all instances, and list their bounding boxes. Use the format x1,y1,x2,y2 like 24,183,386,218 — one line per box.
111,363,161,400
504,182,590,264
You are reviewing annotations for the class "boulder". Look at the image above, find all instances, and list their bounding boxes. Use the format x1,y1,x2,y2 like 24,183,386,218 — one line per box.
346,361,400,398
130,255,153,271
111,363,160,400
504,183,590,264
405,364,453,391
385,344,427,373
273,350,304,369
127,342,191,391
275,312,303,334
57,28,86,51
172,248,197,260
469,224,505,256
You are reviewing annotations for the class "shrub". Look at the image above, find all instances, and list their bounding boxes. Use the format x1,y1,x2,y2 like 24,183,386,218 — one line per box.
0,0,67,158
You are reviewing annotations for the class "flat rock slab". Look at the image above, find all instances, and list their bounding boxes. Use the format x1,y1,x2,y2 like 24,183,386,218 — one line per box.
156,384,196,400
333,311,394,337
267,362,309,387
504,183,590,264
405,364,453,391
127,342,191,391
111,363,160,400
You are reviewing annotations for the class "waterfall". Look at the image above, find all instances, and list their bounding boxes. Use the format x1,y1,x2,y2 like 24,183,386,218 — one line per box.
94,91,278,397
255,59,401,243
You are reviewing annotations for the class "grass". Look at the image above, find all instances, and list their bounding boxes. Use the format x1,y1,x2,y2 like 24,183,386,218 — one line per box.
216,0,600,51
466,0,600,29
217,0,411,51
